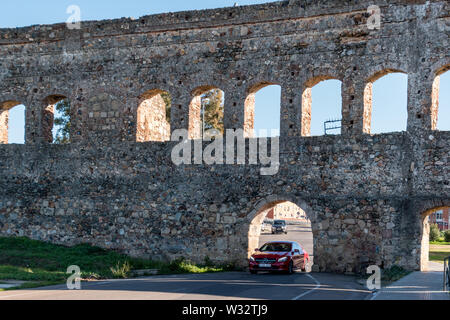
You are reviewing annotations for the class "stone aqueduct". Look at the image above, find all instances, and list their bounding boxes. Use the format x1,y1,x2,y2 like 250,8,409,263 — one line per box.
0,0,448,273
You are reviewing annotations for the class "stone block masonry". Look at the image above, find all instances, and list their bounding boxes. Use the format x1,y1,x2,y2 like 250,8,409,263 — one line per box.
0,0,448,273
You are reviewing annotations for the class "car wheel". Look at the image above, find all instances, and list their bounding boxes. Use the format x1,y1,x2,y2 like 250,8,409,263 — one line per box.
250,270,258,275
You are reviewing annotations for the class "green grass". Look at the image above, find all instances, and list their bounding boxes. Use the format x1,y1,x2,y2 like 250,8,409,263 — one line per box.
0,237,237,290
430,241,450,245
358,265,412,288
380,265,412,285
429,244,450,264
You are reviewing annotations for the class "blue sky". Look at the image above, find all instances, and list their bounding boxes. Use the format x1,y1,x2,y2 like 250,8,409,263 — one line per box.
2,0,449,143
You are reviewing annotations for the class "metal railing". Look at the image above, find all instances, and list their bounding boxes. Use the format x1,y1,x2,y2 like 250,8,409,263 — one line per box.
324,119,342,135
445,256,450,293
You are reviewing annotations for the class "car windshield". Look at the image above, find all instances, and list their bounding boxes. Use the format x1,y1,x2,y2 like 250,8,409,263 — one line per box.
260,243,292,252
273,221,285,225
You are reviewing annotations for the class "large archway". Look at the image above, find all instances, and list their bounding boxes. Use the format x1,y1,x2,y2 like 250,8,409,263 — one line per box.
136,89,171,142
0,101,25,144
420,205,450,271
189,86,224,140
247,197,315,272
301,76,342,137
43,95,72,144
244,82,281,138
432,66,450,131
364,70,408,134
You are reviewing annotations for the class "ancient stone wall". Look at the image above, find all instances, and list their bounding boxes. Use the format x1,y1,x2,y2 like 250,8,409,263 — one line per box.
0,0,448,273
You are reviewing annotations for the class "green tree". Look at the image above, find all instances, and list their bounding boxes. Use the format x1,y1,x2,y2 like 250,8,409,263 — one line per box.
161,92,172,123
429,224,441,242
53,99,71,144
444,230,450,243
202,89,224,135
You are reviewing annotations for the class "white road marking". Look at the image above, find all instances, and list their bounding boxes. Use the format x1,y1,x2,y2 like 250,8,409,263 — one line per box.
292,274,321,300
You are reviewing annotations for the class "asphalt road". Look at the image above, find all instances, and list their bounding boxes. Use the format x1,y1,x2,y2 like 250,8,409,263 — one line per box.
259,224,314,266
0,272,371,300
0,224,372,300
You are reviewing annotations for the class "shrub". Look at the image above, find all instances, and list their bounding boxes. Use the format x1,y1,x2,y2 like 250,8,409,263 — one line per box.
429,224,441,242
444,230,450,243
110,261,131,278
381,265,411,282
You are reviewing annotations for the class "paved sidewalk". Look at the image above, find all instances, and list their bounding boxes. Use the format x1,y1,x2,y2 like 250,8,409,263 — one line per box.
372,262,450,300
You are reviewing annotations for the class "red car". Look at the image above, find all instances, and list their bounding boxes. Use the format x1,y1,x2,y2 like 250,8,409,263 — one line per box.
249,241,310,274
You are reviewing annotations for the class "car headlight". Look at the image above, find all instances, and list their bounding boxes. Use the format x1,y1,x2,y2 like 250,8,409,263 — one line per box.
278,257,288,263
250,257,255,262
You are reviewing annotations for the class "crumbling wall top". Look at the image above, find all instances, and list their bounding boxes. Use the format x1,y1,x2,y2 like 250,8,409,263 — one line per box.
0,0,439,44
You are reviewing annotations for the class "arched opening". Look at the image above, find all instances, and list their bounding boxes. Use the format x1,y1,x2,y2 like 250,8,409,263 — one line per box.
248,200,314,272
420,206,450,271
136,89,171,142
244,83,281,138
0,101,25,144
189,86,224,139
364,71,408,134
43,95,72,144
302,77,342,136
432,67,450,131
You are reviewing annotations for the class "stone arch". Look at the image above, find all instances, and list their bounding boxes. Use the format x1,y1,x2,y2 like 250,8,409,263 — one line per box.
136,89,171,142
244,81,281,138
246,194,317,268
189,85,225,139
417,199,450,271
301,75,342,137
0,100,24,144
431,64,450,131
364,68,408,134
41,94,70,144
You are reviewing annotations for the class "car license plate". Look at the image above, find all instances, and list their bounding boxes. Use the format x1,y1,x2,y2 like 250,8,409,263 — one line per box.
259,264,271,268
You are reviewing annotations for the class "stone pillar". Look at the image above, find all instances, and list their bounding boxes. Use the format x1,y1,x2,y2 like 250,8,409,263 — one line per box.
247,209,269,258
223,85,244,133
341,74,368,136
243,93,255,138
431,75,440,131
170,89,190,136
69,89,85,144
83,92,125,145
24,99,42,145
300,84,312,137
189,95,202,140
407,70,434,132
280,84,301,137
420,215,430,271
